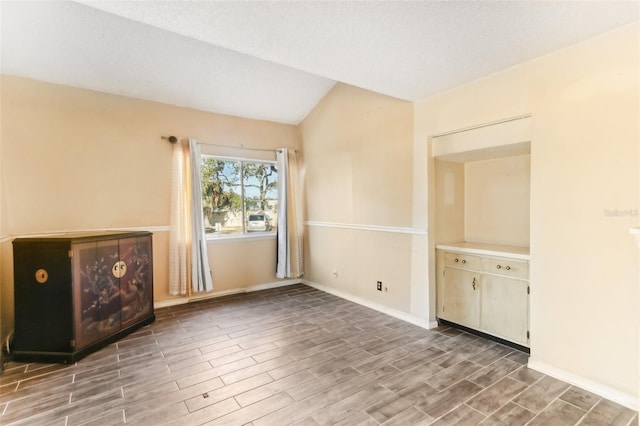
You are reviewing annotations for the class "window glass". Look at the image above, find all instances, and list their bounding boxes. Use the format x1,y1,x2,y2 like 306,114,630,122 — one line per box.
201,157,278,236
243,162,278,233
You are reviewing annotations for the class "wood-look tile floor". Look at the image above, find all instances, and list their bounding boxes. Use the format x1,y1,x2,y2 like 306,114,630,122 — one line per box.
0,284,637,426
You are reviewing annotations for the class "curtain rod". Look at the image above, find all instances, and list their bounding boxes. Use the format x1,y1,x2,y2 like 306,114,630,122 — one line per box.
161,136,296,153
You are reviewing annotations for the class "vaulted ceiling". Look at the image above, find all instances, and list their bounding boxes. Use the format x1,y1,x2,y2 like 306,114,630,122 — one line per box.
2,1,638,124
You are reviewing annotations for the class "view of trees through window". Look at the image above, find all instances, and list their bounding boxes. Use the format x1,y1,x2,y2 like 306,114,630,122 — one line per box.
201,157,278,236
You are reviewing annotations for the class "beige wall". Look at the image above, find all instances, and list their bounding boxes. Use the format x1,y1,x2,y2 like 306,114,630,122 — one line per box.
300,83,418,315
0,75,300,341
433,159,465,245
416,23,639,403
207,237,280,293
302,83,414,227
464,154,530,247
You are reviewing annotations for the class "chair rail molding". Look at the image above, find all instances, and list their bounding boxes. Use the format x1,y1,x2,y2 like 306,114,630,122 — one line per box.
305,221,427,235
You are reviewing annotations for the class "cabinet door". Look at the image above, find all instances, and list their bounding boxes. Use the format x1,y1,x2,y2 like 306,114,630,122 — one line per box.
13,242,73,352
73,240,121,349
119,236,153,329
442,267,480,328
481,275,529,345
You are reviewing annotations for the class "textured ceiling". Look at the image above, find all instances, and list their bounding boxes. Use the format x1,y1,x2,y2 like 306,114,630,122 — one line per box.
2,1,639,124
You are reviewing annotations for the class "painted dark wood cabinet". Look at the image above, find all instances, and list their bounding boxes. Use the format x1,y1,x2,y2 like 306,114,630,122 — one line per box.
12,231,155,363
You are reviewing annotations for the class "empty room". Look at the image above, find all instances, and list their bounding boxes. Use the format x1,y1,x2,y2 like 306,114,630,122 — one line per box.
0,1,638,425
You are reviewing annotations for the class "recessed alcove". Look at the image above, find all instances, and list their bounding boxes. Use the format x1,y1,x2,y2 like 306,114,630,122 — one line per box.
431,116,531,249
429,115,532,349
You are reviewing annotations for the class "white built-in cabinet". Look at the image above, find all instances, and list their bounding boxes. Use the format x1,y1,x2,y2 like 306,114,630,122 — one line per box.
436,243,530,347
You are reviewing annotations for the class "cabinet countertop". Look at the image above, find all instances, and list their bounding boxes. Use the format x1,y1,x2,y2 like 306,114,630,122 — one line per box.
436,242,530,260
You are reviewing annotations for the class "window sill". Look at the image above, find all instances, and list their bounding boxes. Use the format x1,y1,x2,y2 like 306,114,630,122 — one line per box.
206,232,276,244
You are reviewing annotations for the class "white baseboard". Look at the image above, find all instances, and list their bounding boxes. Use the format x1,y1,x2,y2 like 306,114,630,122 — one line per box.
527,359,638,411
302,279,437,330
247,279,301,292
154,279,301,309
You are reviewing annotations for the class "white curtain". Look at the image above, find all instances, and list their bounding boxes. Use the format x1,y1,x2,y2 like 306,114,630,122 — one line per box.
169,141,189,295
189,139,214,292
169,139,213,295
276,148,304,279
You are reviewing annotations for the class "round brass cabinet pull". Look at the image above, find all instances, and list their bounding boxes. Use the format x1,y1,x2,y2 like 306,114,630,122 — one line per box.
35,269,48,284
505,266,511,270
112,261,127,278
461,259,467,264
455,258,459,262
496,265,502,269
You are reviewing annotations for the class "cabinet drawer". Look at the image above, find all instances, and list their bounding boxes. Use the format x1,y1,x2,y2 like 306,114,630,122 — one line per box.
444,252,480,270
481,257,528,279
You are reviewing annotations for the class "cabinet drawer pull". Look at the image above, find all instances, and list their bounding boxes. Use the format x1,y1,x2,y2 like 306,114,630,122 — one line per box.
461,259,467,264
455,258,459,263
496,265,501,269
472,277,476,290
505,266,511,270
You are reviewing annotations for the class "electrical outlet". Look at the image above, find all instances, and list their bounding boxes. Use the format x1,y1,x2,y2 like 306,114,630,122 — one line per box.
377,281,382,291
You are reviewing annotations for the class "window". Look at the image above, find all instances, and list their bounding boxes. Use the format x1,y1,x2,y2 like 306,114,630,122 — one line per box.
200,157,278,237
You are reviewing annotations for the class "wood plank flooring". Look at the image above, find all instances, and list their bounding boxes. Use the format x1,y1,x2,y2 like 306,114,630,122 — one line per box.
0,284,637,425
